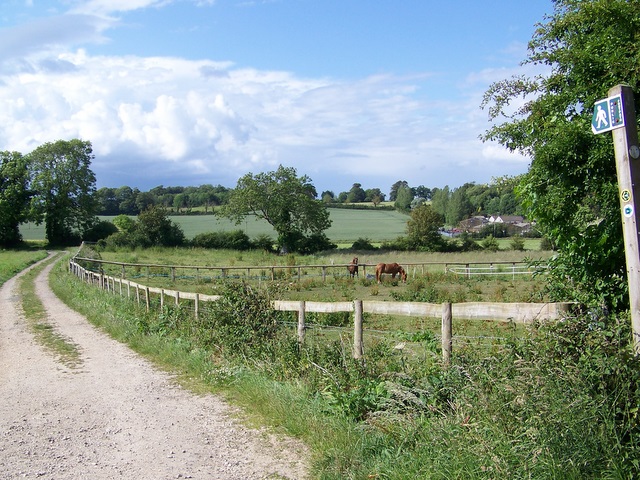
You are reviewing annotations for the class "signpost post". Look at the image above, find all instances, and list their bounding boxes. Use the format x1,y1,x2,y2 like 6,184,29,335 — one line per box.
594,85,640,353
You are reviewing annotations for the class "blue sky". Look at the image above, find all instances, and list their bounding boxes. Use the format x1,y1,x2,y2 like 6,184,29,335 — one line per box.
0,0,553,197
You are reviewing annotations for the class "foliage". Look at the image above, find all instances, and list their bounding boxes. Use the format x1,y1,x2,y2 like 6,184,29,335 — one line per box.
218,165,332,253
510,235,526,251
191,230,252,250
112,214,136,233
394,185,414,212
0,151,31,247
28,139,98,246
198,282,281,357
82,220,118,242
405,204,446,251
481,235,500,252
135,205,186,247
481,0,640,309
350,237,378,250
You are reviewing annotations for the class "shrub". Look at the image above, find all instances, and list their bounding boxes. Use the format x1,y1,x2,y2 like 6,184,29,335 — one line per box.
191,230,252,250
351,237,377,250
482,235,500,251
510,235,525,251
83,220,118,242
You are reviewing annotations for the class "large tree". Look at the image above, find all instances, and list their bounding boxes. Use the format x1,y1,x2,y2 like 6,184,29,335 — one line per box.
0,151,31,247
28,139,98,245
406,204,445,251
219,165,332,253
481,0,640,309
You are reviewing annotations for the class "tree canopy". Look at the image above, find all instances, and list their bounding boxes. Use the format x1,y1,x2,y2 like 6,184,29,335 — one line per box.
218,165,333,253
0,151,31,246
482,0,640,309
28,139,98,246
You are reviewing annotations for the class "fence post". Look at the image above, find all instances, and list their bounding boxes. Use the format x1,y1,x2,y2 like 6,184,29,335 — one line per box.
160,289,164,309
145,287,150,312
195,293,200,320
442,302,452,365
297,300,306,345
171,267,176,282
353,300,364,359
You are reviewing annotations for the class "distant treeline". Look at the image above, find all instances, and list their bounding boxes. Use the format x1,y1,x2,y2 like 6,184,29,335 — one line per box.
96,176,523,227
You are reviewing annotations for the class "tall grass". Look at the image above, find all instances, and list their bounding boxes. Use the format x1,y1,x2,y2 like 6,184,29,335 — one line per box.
50,252,640,479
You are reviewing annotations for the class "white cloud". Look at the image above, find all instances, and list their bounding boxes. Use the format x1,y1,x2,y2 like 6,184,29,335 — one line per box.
0,43,529,192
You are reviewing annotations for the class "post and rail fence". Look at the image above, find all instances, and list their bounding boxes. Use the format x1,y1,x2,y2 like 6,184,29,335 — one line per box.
69,256,573,362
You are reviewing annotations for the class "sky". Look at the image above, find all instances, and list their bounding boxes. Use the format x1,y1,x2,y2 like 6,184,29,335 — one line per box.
0,0,554,197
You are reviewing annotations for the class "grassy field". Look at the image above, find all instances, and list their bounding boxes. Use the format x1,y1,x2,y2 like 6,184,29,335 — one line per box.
20,208,544,250
0,249,49,286
20,208,410,243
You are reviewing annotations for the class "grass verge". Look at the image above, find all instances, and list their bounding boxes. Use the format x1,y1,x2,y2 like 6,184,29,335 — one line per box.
18,252,82,369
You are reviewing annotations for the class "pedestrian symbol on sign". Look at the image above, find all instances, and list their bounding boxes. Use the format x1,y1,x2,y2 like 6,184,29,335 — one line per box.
592,95,625,134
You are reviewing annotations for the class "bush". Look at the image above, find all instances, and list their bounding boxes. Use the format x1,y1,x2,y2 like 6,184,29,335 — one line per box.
83,220,118,242
351,237,377,250
482,235,500,251
191,230,252,250
252,234,276,253
510,235,525,251
198,282,282,356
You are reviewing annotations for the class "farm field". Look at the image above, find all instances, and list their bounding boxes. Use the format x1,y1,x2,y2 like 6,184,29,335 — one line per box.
19,208,410,243
20,208,544,250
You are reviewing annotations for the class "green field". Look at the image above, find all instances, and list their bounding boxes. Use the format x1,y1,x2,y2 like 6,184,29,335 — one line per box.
19,208,411,243
19,209,543,250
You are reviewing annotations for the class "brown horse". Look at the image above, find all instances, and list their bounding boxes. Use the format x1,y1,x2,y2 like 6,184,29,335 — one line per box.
375,262,407,283
347,257,359,278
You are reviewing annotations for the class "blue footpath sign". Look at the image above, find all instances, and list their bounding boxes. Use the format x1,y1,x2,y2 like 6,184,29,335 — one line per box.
592,94,624,134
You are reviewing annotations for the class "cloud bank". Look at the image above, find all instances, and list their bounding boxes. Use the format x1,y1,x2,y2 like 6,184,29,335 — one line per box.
0,0,532,195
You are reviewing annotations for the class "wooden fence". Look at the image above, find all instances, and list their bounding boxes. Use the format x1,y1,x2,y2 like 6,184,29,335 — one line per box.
72,255,545,283
68,258,573,363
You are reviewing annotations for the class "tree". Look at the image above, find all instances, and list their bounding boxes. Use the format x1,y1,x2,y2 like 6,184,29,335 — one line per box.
406,204,445,251
346,183,366,203
135,205,185,247
446,184,474,225
394,186,414,212
481,0,640,309
219,165,332,253
95,187,119,215
389,180,409,201
431,186,450,218
116,186,138,214
365,188,385,205
0,151,31,247
28,139,98,245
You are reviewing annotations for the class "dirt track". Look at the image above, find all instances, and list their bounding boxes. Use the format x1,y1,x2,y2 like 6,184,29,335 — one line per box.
0,254,309,479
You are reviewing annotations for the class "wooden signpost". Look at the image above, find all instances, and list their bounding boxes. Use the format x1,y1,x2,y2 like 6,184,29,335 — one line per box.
593,85,640,353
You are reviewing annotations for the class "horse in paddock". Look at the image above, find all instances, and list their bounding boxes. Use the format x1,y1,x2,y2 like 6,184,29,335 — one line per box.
375,262,407,283
347,257,359,278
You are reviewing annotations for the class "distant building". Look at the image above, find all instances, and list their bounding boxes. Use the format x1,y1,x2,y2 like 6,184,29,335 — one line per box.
488,215,525,224
459,215,489,233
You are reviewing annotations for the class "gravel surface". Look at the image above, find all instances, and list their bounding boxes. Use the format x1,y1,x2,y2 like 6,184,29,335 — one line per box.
0,255,310,479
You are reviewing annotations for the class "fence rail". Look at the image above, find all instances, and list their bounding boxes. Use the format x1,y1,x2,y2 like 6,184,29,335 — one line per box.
69,258,573,363
73,256,545,282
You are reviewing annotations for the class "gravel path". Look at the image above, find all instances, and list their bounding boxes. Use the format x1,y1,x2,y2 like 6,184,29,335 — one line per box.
0,254,309,479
